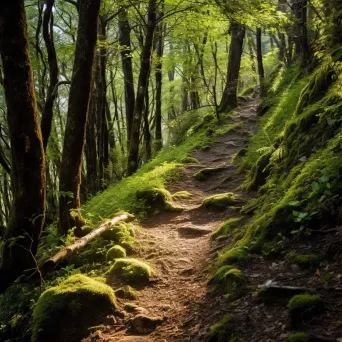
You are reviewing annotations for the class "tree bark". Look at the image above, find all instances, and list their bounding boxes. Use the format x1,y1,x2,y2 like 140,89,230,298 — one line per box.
127,0,157,175
41,0,59,150
219,22,245,113
59,0,101,234
0,0,46,293
256,28,265,93
118,8,135,147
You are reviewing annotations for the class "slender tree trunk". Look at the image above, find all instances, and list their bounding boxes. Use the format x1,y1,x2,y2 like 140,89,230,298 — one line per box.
154,14,164,153
0,0,46,293
143,79,152,161
256,28,265,93
59,0,101,234
41,0,59,150
219,22,245,113
118,8,135,147
127,0,157,175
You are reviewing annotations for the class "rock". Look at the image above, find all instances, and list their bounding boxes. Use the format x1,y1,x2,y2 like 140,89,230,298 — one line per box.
115,286,137,300
178,225,212,238
130,314,164,334
106,245,126,261
202,192,238,211
32,274,119,342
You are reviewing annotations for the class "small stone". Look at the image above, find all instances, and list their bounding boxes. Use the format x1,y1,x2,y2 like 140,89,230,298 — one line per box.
178,225,212,238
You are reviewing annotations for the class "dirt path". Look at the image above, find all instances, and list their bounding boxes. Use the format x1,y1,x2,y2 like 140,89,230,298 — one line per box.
95,100,259,341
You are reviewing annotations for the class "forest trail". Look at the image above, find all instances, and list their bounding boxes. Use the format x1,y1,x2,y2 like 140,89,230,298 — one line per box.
87,99,259,342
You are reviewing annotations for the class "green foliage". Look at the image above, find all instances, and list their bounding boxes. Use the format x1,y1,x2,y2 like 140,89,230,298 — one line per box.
211,218,242,240
106,245,126,261
202,193,237,211
108,258,152,284
32,274,117,342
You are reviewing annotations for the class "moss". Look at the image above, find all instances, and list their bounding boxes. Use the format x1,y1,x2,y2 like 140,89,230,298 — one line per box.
287,332,309,342
287,294,321,312
209,315,233,342
32,274,118,342
209,266,246,296
115,286,137,300
202,193,237,211
172,191,193,199
194,167,226,181
287,252,320,269
106,245,126,261
180,156,200,164
211,218,242,240
108,258,152,284
219,247,248,265
102,222,135,252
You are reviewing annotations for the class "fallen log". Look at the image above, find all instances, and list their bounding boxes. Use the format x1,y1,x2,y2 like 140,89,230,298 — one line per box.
40,214,131,276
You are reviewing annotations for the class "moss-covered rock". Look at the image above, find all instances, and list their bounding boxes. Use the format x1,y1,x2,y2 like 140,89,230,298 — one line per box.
115,285,137,300
219,247,248,265
209,266,247,297
102,222,135,252
211,218,242,240
106,245,126,261
172,191,192,199
209,315,233,342
32,274,118,342
194,167,227,181
124,302,138,312
288,332,309,342
202,193,237,211
135,187,182,214
287,294,322,328
108,258,152,284
287,252,320,269
180,156,200,164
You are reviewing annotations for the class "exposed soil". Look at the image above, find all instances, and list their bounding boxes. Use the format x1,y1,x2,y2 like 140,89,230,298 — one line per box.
85,99,342,342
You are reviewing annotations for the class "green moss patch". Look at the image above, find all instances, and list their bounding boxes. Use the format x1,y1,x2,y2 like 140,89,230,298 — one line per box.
211,218,242,240
115,286,137,300
172,191,192,199
106,245,126,261
202,193,237,211
194,166,227,181
287,252,320,269
108,258,152,284
219,247,249,265
209,266,247,297
180,156,200,164
32,274,118,342
209,315,233,342
288,332,309,342
287,294,322,328
102,222,135,252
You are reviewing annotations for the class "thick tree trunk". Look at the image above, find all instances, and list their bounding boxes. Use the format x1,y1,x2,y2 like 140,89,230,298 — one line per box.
0,0,46,293
59,0,101,234
118,8,135,147
41,0,59,150
127,0,157,175
219,22,245,113
256,28,265,93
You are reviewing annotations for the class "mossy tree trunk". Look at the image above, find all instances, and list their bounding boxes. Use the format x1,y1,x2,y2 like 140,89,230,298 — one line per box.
59,0,101,234
256,28,265,94
219,22,245,113
127,0,157,175
0,0,46,293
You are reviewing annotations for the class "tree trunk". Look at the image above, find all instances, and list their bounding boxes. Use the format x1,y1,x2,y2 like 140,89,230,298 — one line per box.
127,0,157,175
0,0,46,293
118,8,135,147
144,79,152,161
256,28,265,93
41,0,59,150
219,22,245,113
59,0,101,234
154,15,164,153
